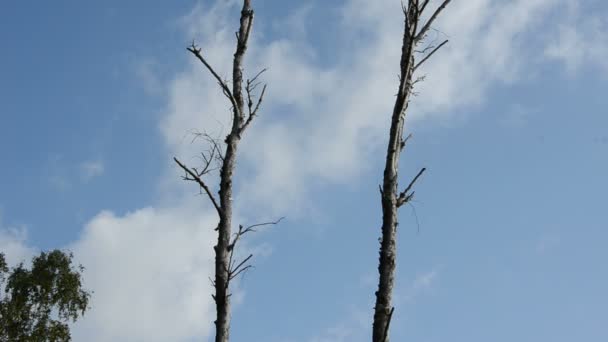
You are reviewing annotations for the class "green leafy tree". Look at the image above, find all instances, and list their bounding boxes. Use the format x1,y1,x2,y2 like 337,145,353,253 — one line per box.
0,250,90,342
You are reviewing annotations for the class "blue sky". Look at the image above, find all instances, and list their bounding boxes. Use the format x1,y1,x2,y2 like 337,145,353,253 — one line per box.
1,0,607,341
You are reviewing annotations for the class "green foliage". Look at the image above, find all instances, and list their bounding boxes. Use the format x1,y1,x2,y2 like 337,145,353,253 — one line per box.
0,250,90,342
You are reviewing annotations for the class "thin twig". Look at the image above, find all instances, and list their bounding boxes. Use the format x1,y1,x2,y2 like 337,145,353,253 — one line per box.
174,157,222,215
187,43,241,117
396,167,426,207
241,82,267,134
230,264,253,281
414,0,451,42
242,217,284,233
229,217,284,252
400,133,413,150
419,0,431,14
413,39,448,71
229,254,253,281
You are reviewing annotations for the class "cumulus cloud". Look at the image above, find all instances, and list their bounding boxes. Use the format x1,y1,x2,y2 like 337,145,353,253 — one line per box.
4,1,602,341
69,204,218,342
165,0,582,216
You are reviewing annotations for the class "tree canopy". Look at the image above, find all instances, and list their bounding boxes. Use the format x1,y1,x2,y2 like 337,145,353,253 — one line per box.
0,250,90,342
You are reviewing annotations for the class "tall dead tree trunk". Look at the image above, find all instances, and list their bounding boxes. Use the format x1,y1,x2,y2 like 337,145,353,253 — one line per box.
173,1,276,341
372,1,451,341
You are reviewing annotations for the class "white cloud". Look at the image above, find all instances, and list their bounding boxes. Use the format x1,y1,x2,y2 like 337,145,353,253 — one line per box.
70,203,218,342
80,160,105,182
0,204,219,342
165,0,581,216
5,1,601,340
545,3,608,75
0,222,36,267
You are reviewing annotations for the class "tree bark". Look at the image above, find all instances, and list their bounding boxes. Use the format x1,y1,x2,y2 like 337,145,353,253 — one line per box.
372,29,415,342
174,2,262,342
372,1,450,341
214,139,238,342
214,2,254,341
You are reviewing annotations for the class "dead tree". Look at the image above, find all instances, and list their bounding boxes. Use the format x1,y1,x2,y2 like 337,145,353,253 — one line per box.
372,1,451,341
173,1,276,341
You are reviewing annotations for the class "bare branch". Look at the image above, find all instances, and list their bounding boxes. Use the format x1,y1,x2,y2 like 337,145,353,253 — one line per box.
190,130,226,168
400,133,413,150
241,69,268,134
174,157,222,215
415,42,440,54
419,0,430,14
396,167,426,207
229,217,283,252
249,68,267,85
187,43,241,117
230,264,253,281
414,0,451,42
242,217,284,233
413,39,448,71
228,254,253,281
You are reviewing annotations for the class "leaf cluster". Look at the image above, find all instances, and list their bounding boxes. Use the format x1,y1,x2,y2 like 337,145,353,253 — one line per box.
0,250,90,342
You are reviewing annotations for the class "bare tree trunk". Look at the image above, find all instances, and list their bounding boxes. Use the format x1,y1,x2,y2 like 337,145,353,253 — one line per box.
174,1,275,342
215,139,238,342
372,1,451,341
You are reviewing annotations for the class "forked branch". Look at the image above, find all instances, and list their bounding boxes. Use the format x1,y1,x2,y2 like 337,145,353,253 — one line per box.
396,167,426,207
228,254,253,282
226,217,283,283
241,68,268,134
